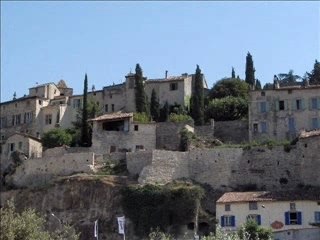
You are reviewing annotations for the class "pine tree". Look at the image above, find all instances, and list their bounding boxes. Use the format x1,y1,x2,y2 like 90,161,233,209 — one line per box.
245,52,255,86
150,89,160,121
135,64,147,113
191,65,204,126
81,73,90,147
232,67,236,78
308,59,320,85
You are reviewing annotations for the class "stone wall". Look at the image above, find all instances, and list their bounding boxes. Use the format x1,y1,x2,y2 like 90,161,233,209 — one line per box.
156,122,192,150
214,120,248,143
8,151,95,188
128,135,320,191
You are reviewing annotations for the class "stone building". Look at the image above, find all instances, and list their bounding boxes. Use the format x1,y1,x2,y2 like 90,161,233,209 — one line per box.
90,112,156,154
1,71,207,146
216,191,320,240
248,84,320,142
0,132,43,172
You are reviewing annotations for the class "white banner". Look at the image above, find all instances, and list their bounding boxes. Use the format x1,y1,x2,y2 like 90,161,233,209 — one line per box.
117,216,125,234
94,219,98,238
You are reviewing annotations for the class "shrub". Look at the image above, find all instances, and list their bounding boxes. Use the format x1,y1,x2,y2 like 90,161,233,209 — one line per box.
133,112,151,123
42,128,72,149
169,113,193,123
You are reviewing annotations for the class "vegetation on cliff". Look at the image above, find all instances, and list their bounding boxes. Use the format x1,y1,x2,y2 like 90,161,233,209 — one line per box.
0,199,80,240
121,182,204,237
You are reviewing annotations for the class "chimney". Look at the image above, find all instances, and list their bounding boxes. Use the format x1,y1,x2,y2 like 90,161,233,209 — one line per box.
165,70,168,79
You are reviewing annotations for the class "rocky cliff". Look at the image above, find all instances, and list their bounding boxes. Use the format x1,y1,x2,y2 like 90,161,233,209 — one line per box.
0,175,134,240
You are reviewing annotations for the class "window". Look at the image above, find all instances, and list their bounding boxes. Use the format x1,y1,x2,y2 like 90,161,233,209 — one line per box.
249,202,258,210
261,91,265,96
247,214,261,225
112,104,115,112
0,117,7,128
312,118,319,129
39,100,42,105
10,143,15,152
170,82,178,91
110,94,112,99
315,212,320,223
260,102,267,113
16,114,21,125
18,142,22,150
260,122,267,133
134,125,139,131
24,112,33,124
45,114,52,125
296,99,302,110
290,203,296,211
225,204,231,211
311,98,318,110
285,211,301,225
221,215,235,227
73,99,81,109
253,123,258,133
136,145,144,151
105,104,108,112
279,100,285,110
288,117,295,133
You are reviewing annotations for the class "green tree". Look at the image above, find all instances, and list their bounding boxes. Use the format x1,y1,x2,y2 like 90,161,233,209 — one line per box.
277,70,301,86
245,52,255,86
80,73,90,147
42,129,72,149
232,67,236,78
0,199,80,240
150,89,160,121
190,65,204,126
308,59,320,85
208,78,249,100
205,96,248,121
159,101,169,122
135,64,147,113
255,79,262,90
238,220,272,240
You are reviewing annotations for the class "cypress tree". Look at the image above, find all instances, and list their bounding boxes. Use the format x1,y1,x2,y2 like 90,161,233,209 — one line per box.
135,64,147,113
308,59,320,85
191,65,204,126
231,67,236,78
245,52,256,86
150,89,160,121
81,73,90,147
255,79,262,90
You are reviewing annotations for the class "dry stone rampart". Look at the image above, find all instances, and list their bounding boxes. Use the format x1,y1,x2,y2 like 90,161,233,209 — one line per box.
8,151,95,188
129,135,320,191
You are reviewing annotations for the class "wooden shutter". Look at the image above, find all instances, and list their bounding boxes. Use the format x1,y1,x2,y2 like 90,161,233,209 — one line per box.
285,212,290,225
221,216,225,227
231,216,236,227
257,215,261,225
297,212,302,225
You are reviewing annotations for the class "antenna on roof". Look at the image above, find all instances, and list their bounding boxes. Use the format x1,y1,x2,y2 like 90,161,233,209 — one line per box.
13,92,17,100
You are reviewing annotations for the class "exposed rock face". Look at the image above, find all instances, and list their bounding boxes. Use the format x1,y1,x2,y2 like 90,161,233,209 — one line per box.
0,175,134,240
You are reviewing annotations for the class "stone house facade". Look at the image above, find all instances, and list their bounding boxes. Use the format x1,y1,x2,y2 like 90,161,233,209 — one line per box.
248,85,320,142
0,132,43,171
90,112,156,154
216,191,320,240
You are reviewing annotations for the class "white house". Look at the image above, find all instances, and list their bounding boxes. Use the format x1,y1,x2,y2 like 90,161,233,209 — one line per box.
216,191,320,240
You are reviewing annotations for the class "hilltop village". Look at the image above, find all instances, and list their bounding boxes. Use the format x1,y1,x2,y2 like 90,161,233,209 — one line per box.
0,67,320,240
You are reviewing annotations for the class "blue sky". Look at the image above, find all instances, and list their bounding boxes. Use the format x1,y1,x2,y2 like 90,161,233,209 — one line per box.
1,1,319,102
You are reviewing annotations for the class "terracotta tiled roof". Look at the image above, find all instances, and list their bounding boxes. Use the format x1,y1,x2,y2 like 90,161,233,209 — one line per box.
89,112,133,122
299,130,320,139
217,191,320,203
147,76,188,82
